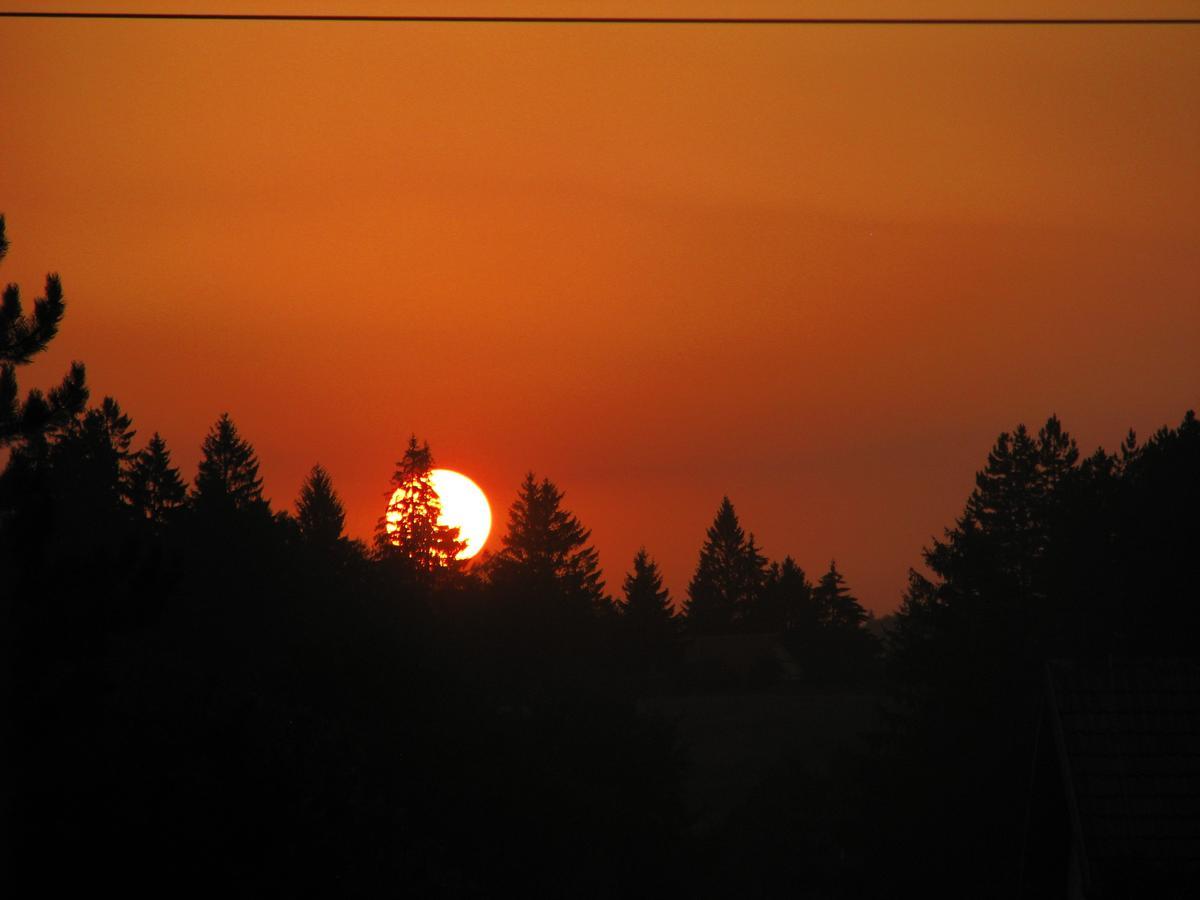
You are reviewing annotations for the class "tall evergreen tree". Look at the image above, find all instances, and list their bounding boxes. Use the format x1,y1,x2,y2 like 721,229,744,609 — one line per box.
812,561,868,631
192,413,268,519
50,395,134,493
892,411,1197,683
296,463,346,548
883,414,1088,693
490,472,607,615
943,416,1079,600
684,497,766,633
127,432,187,526
803,560,877,683
756,556,814,633
884,568,944,687
0,213,88,453
619,548,680,648
38,396,137,554
876,413,1200,897
377,436,464,570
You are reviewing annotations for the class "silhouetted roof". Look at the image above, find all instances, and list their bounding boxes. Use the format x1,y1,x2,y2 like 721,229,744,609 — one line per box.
1046,659,1200,893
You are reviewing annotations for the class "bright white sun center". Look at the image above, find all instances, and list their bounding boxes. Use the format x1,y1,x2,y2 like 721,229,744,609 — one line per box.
385,468,491,560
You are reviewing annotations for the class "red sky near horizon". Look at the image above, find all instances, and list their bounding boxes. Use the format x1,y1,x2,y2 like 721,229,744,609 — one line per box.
2,2,1198,612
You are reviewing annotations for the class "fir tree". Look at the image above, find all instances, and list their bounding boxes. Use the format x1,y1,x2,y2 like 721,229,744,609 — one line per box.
45,396,136,533
0,213,88,452
757,556,814,633
127,432,187,526
377,436,464,570
619,548,680,646
1117,427,1140,473
884,568,944,686
942,417,1079,598
802,560,877,683
296,463,346,548
812,560,868,632
490,472,607,615
192,413,268,518
684,497,766,633
889,415,1087,690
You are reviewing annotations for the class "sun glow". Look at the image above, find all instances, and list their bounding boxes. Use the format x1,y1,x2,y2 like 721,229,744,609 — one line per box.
385,468,491,560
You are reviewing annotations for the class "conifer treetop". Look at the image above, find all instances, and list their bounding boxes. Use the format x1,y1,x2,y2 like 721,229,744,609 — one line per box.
0,214,88,447
685,496,767,633
128,431,187,524
378,435,465,569
493,471,607,610
297,462,346,547
193,412,267,514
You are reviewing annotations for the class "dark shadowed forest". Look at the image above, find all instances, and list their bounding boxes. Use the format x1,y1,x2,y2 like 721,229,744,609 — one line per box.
3,215,1198,897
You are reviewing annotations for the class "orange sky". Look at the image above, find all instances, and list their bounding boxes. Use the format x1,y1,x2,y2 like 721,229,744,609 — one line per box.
2,2,1198,612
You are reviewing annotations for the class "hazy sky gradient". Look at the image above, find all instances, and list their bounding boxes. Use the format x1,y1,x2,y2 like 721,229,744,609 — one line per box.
3,2,1197,610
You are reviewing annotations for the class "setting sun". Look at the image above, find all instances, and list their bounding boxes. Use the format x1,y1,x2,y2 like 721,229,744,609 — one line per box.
385,468,491,560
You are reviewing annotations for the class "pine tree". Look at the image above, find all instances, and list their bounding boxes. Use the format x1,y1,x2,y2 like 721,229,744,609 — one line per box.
885,568,944,686
192,413,268,519
490,472,607,614
806,560,877,682
1117,427,1140,473
42,396,137,540
756,556,814,633
812,560,868,631
684,497,766,633
889,414,1090,687
127,432,187,526
620,548,680,645
377,435,464,570
296,463,346,548
0,213,88,452
942,417,1079,598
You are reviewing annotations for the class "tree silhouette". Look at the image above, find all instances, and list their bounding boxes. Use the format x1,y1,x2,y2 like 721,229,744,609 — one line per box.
876,414,1165,897
192,412,269,522
490,472,607,615
297,463,346,548
757,556,814,633
886,415,1086,691
619,548,681,652
736,555,881,685
0,214,88,452
891,411,1200,685
377,435,464,570
949,416,1079,595
127,432,187,526
885,567,944,688
48,396,136,517
812,561,868,632
777,560,878,684
684,497,766,633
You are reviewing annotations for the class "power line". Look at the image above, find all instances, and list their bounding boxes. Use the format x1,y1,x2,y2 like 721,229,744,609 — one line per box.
0,12,1198,26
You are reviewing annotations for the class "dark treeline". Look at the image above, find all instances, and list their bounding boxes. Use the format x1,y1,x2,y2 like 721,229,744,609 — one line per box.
701,410,1200,898
3,216,1198,896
